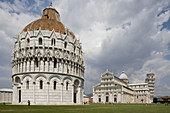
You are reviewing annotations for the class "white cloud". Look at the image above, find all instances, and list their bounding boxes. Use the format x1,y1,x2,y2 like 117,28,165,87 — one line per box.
0,0,170,96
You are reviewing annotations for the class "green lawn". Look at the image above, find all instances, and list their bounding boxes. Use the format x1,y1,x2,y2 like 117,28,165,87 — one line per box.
0,103,170,113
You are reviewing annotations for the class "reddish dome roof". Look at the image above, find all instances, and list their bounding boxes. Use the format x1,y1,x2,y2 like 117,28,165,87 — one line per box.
22,7,66,34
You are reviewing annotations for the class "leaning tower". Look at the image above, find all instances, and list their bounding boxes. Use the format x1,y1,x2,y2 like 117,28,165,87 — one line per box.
11,4,85,105
145,73,155,103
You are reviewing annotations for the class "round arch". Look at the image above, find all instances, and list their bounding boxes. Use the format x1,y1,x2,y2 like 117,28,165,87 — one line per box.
34,74,47,82
22,74,33,81
48,75,61,82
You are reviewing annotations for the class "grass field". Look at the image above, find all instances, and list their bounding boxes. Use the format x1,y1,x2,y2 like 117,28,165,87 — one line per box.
0,103,170,113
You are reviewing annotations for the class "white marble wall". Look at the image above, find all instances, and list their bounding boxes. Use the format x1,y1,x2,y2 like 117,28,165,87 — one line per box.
12,73,83,105
93,71,154,104
0,91,12,103
12,30,85,105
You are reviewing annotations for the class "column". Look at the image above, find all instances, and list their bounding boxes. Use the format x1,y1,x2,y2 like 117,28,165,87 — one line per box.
78,86,82,104
19,62,20,73
43,60,45,71
47,82,49,103
52,59,54,72
45,60,48,72
73,64,75,75
22,62,24,72
72,85,74,103
54,59,58,72
31,59,34,72
25,61,27,72
18,63,20,73
27,61,29,72
19,62,21,72
70,62,72,74
61,83,63,102
14,63,16,74
38,58,40,72
40,60,43,72
78,65,80,76
57,60,60,72
33,82,35,104
50,60,53,72
62,61,64,73
121,92,123,103
67,62,70,74
48,60,50,72
65,62,68,74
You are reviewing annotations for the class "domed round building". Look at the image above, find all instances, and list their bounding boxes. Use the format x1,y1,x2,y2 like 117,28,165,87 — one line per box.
11,5,85,105
119,71,129,83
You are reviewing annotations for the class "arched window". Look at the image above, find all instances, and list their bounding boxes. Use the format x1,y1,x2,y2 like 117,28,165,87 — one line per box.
15,77,21,83
26,81,29,89
25,62,27,72
27,39,30,46
66,82,69,90
54,58,57,68
39,38,42,45
35,58,38,67
114,95,117,102
22,62,23,72
79,48,81,54
51,39,55,46
29,61,31,71
40,80,43,89
19,41,21,48
54,81,57,90
74,46,76,52
64,42,67,48
99,95,101,102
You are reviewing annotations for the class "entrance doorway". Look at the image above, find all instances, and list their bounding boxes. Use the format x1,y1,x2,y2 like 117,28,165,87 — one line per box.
73,80,79,103
106,96,109,102
99,97,101,102
114,95,117,103
74,93,76,103
114,97,117,103
19,90,21,103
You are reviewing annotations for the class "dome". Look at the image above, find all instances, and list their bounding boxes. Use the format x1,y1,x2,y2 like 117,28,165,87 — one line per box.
23,6,66,34
119,71,128,79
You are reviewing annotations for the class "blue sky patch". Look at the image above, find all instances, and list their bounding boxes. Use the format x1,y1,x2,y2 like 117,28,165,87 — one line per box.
157,4,170,16
122,22,131,29
161,17,170,31
106,27,112,31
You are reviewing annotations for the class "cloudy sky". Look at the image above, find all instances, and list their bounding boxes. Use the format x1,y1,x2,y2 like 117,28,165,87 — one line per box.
0,0,170,96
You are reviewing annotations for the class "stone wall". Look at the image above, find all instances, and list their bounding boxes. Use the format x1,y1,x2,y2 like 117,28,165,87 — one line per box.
0,90,12,103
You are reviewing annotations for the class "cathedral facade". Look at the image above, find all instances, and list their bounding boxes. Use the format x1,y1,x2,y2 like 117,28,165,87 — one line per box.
11,5,85,105
93,70,155,103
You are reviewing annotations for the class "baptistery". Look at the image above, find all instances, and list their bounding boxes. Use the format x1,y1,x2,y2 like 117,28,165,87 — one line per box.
11,5,85,105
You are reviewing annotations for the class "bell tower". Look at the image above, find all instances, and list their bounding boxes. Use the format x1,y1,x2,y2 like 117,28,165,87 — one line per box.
145,73,155,102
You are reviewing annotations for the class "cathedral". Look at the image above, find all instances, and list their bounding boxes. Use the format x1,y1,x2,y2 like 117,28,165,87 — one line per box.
93,70,155,103
11,4,85,105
